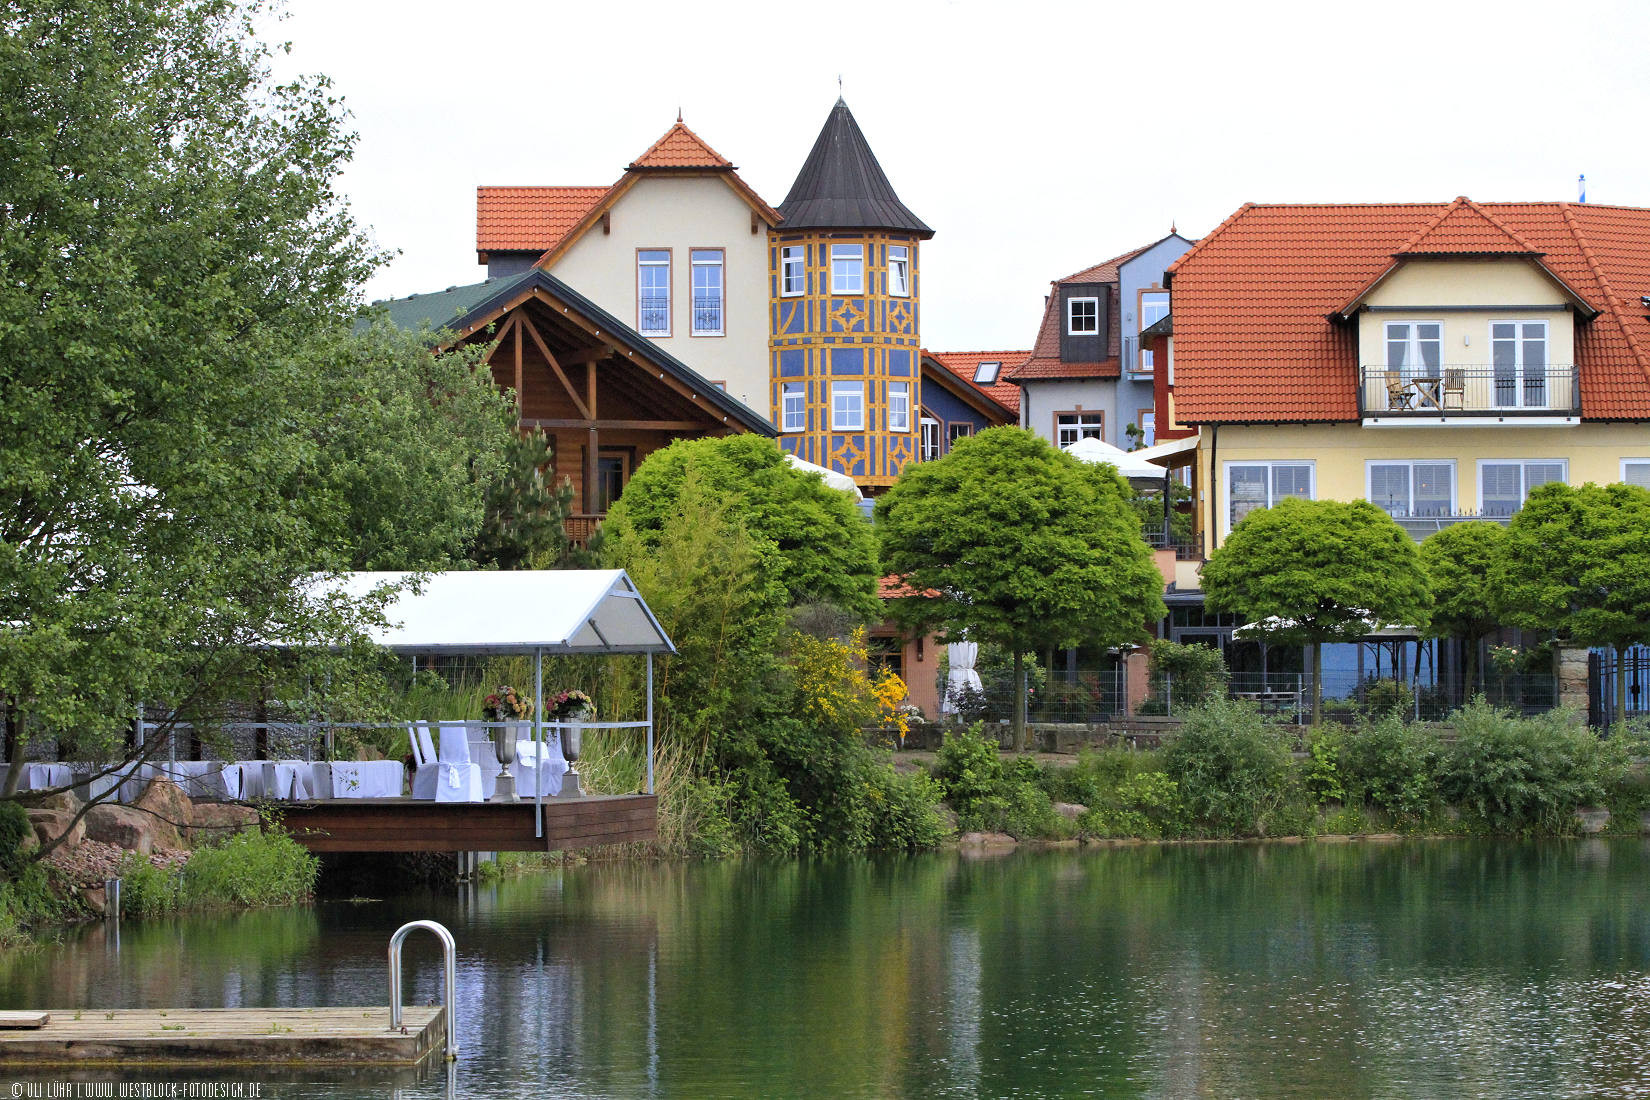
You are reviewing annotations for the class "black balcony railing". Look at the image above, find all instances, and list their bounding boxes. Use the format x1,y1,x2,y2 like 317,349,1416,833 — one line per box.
692,295,723,335
1144,530,1204,560
1358,364,1579,417
639,295,670,335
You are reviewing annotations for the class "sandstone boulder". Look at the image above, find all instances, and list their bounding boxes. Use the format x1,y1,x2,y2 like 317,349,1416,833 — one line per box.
186,802,260,846
131,776,191,849
84,804,159,855
31,790,82,814
27,808,84,850
1575,808,1611,835
958,831,1017,850
1053,802,1088,821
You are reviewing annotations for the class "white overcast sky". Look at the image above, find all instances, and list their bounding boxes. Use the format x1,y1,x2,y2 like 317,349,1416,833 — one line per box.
268,0,1650,351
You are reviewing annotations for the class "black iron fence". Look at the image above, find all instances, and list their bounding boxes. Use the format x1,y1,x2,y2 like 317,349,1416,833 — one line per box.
1358,364,1580,417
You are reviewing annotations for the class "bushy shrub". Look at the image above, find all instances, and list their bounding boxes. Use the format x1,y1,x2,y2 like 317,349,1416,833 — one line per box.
1161,698,1292,836
0,800,30,881
932,725,1002,819
1340,715,1439,818
1303,726,1345,805
975,781,1069,840
1362,677,1414,717
862,767,949,850
1080,771,1184,839
1439,701,1626,833
1147,639,1228,709
118,828,319,918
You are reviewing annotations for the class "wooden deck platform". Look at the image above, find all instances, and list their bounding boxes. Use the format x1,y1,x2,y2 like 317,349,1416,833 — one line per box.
0,1007,444,1066
276,794,657,852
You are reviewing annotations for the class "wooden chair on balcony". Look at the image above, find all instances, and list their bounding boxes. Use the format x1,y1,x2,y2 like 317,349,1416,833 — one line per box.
1442,369,1465,410
1385,371,1415,410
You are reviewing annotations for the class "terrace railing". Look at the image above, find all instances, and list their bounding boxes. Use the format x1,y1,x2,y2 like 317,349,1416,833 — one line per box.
1358,365,1579,418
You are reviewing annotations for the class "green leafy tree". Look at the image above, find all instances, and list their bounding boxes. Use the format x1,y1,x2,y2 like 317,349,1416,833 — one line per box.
1491,482,1650,721
471,428,589,570
0,0,506,806
603,435,879,621
876,427,1166,750
1419,521,1507,699
1201,498,1432,724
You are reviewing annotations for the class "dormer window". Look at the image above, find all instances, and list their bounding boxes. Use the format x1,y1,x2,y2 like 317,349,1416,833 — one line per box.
1067,297,1100,335
973,361,1001,385
1385,322,1442,378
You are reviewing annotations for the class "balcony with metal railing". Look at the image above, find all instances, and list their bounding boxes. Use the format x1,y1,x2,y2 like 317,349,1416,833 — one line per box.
1358,364,1580,422
638,295,670,336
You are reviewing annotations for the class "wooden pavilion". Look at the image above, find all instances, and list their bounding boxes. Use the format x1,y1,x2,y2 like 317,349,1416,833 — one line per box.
374,269,775,542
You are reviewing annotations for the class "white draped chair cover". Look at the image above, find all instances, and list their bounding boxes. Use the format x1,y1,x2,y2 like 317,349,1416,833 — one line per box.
944,640,983,714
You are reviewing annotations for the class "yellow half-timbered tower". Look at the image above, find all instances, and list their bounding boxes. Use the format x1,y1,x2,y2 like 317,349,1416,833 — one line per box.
768,99,934,489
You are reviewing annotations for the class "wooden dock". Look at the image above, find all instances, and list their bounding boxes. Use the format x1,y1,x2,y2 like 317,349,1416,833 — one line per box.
277,793,657,852
0,1007,445,1066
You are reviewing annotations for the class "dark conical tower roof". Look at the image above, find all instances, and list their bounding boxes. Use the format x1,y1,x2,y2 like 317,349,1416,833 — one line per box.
777,99,933,238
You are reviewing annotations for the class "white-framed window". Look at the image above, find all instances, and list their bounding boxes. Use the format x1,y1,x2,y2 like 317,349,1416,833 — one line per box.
1478,459,1565,516
637,249,671,336
888,245,910,297
1139,348,1155,374
1622,459,1650,489
780,245,805,297
888,382,911,432
1056,411,1104,447
1226,461,1314,533
973,361,1001,385
1367,460,1455,518
1067,297,1100,335
1385,321,1442,380
947,423,972,446
690,249,724,336
781,382,805,432
831,244,864,294
1140,290,1170,329
1491,320,1549,408
831,381,865,430
920,417,941,461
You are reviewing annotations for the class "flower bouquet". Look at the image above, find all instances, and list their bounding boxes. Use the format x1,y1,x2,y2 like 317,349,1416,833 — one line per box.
484,685,534,722
550,689,596,722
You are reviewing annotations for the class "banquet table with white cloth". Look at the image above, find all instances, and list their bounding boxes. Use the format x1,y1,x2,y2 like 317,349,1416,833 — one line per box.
326,760,405,799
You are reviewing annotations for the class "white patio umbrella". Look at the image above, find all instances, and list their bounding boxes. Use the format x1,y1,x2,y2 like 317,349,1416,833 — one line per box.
784,453,863,500
943,639,983,714
1061,436,1166,486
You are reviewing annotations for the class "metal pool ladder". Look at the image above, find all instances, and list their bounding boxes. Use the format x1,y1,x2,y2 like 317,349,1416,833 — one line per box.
388,919,459,1060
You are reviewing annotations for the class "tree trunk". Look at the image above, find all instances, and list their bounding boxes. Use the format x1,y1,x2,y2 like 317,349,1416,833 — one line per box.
1618,644,1629,728
1013,650,1027,752
1465,636,1480,702
1312,643,1324,727
1,701,21,799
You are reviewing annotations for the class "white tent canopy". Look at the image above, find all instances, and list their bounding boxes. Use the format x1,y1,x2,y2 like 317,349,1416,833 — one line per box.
312,569,676,656
1062,436,1167,485
784,452,864,500
1132,433,1201,468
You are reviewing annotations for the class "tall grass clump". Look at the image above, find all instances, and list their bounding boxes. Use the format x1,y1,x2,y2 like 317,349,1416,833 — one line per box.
1161,698,1293,836
1438,700,1625,833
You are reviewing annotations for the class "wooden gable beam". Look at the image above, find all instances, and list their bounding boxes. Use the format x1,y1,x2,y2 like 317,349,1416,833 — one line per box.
518,311,591,421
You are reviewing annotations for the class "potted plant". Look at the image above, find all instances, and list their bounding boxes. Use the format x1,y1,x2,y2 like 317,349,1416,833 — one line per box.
550,690,595,763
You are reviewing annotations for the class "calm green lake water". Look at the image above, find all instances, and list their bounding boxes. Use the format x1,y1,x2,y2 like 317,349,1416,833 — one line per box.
5,840,1650,1098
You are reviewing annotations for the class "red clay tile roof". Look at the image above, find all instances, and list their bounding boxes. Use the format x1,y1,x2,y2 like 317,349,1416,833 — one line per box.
478,119,777,262
628,119,734,170
476,186,609,254
1057,242,1155,285
925,350,1027,414
1167,200,1650,422
879,575,939,599
1397,196,1543,255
